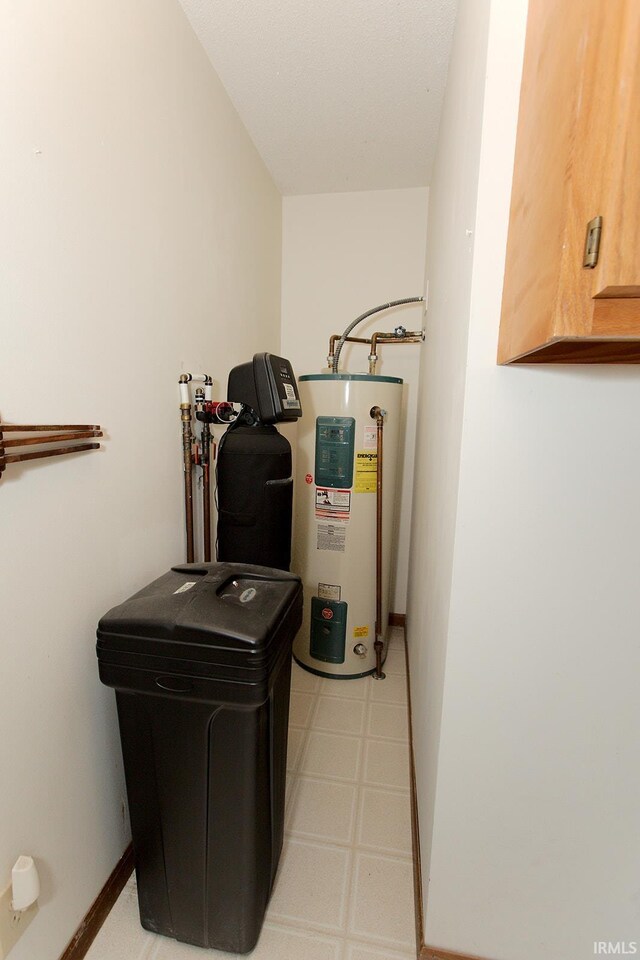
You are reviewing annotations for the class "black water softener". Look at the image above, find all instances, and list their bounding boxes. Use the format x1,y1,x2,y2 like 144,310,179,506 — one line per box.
216,353,302,570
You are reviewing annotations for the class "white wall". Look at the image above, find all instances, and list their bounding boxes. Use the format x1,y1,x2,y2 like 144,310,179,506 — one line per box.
281,189,428,612
407,0,492,908
411,1,640,958
0,2,281,958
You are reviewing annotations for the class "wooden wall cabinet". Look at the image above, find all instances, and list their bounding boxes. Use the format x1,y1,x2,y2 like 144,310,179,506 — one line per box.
498,0,640,364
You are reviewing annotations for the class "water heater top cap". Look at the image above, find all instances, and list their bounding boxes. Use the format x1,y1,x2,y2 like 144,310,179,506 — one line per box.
227,353,302,424
299,373,403,384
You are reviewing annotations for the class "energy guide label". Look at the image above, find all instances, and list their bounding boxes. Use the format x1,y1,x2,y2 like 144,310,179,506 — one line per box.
315,488,351,519
316,522,347,553
355,451,377,493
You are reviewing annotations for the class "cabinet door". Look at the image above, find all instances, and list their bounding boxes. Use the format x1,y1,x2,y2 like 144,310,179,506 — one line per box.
593,4,640,299
562,0,640,305
498,0,640,362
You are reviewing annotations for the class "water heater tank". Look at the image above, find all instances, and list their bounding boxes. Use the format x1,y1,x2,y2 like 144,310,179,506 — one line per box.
292,373,403,678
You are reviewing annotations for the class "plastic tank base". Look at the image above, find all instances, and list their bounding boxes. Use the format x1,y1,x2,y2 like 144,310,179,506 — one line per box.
116,654,291,955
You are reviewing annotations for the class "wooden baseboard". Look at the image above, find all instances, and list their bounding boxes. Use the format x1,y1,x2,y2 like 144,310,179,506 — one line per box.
389,611,406,627
404,630,425,958
59,844,134,960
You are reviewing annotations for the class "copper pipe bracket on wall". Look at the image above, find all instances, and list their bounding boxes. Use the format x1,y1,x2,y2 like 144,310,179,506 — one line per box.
0,419,103,481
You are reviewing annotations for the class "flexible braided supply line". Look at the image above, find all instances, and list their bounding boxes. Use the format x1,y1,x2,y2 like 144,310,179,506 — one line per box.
331,297,423,372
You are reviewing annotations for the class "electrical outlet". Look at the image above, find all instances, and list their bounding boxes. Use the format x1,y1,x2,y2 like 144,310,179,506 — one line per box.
0,882,38,959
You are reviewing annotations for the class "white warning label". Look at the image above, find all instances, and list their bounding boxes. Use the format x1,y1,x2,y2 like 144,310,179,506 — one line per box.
318,582,341,601
316,522,347,553
315,488,351,520
363,425,377,450
282,382,301,409
174,581,197,594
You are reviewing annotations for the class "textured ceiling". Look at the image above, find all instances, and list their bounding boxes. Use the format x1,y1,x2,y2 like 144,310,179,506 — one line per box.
177,0,458,195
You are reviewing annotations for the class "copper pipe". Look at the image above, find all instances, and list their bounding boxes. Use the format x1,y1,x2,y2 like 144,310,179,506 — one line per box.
329,333,371,351
331,297,424,372
327,331,424,374
327,334,373,368
3,430,103,447
201,422,212,562
0,419,5,480
370,405,386,680
0,423,101,432
181,402,195,563
369,330,424,374
370,330,424,346
1,443,100,466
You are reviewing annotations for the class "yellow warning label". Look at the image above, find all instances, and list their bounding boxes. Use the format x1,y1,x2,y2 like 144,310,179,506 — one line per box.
354,450,377,493
353,625,369,638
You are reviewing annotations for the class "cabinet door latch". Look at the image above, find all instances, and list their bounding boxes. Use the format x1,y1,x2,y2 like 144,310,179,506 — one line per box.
583,216,602,268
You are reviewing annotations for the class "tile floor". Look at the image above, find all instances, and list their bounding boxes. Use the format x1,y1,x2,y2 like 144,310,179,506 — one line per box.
86,628,416,960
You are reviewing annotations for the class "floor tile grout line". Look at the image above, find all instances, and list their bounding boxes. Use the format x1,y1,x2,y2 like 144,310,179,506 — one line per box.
294,686,322,766
289,689,319,727
290,724,409,746
298,728,406,744
284,680,325,827
297,730,365,783
266,823,356,937
284,727,308,820
286,771,409,791
358,781,411,797
146,937,159,960
341,838,357,949
344,806,363,948
342,808,359,957
292,681,321,753
292,769,361,784
345,933,417,959
261,920,349,960
282,826,414,862
260,913,350,944
361,736,409,744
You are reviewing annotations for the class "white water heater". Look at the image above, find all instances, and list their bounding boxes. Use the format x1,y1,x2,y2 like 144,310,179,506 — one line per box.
292,373,403,678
